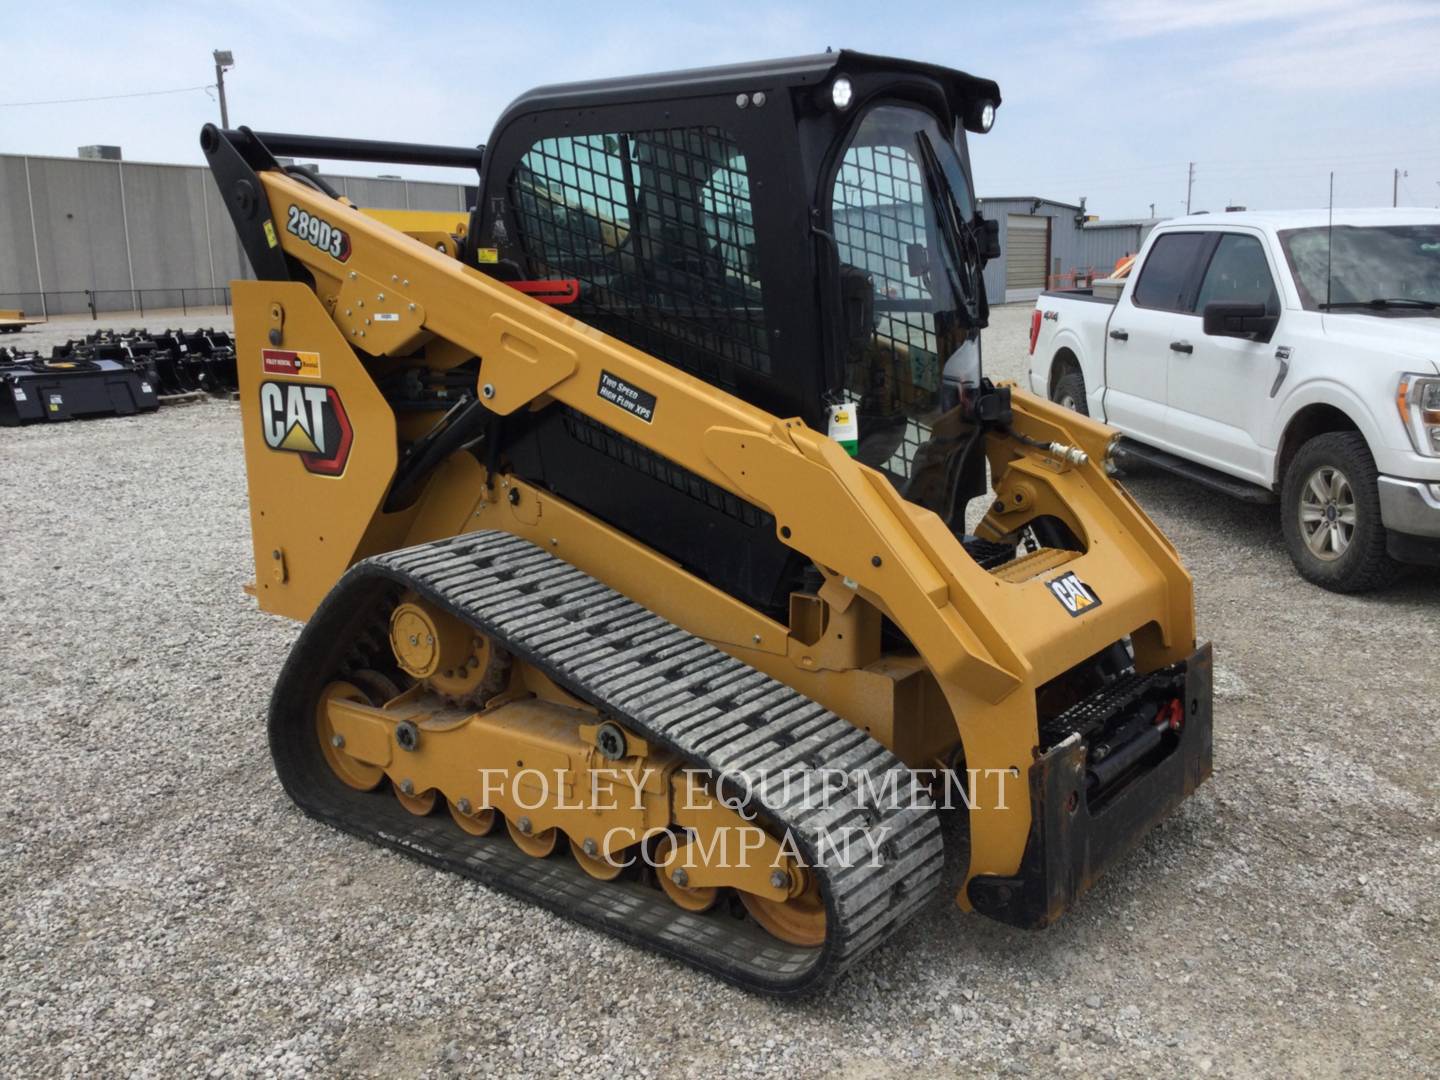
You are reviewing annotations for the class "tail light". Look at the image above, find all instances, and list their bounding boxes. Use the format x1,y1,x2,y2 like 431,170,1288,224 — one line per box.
1028,309,1042,355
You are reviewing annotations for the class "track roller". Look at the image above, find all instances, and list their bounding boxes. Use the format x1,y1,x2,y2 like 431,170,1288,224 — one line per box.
505,816,558,858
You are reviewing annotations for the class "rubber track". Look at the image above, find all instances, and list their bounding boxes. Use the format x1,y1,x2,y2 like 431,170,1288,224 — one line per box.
268,531,945,994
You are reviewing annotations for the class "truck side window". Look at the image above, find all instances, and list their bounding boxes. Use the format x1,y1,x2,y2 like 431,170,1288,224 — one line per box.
1132,232,1207,312
1194,234,1279,314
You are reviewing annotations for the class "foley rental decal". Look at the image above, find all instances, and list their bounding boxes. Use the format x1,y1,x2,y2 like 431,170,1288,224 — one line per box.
259,381,353,476
262,348,322,379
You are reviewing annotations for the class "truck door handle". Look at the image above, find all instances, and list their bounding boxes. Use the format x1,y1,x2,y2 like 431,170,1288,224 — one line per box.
1169,340,1194,354
1109,329,1129,341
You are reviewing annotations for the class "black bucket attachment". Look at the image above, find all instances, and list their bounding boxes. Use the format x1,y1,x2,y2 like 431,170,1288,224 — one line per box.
0,350,160,426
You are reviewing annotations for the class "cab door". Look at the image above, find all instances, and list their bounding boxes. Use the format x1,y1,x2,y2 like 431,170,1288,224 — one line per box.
1166,230,1281,483
1105,230,1208,447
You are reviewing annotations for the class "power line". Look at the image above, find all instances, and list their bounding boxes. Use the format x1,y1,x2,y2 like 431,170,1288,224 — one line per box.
980,148,1440,190
0,84,214,108
983,150,1440,188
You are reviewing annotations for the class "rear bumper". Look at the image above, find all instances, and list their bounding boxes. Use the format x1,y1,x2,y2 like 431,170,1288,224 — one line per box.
967,642,1213,929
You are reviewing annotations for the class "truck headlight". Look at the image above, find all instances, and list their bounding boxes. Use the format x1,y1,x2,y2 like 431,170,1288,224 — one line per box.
1396,373,1440,456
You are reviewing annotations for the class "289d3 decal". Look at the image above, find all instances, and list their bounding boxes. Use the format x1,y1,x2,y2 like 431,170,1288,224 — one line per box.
286,205,351,262
259,381,353,476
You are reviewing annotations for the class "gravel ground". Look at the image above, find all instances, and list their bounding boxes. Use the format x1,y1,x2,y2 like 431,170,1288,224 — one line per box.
2,306,1437,1078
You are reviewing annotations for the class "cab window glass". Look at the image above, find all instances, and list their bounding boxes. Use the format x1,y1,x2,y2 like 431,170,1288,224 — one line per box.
831,106,973,483
1133,232,1206,312
509,127,769,386
1195,234,1278,313
700,158,760,288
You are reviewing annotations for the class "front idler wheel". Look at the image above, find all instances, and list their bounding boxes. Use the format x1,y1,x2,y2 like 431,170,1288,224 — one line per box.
739,870,827,948
315,681,384,792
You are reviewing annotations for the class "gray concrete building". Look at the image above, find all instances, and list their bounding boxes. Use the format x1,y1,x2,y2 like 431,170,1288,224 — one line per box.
0,151,475,316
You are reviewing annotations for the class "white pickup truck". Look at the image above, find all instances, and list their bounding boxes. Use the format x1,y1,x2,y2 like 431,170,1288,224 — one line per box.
1027,209,1440,592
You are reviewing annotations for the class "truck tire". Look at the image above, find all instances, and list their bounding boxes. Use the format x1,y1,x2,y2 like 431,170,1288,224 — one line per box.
1052,370,1089,416
1280,432,1399,593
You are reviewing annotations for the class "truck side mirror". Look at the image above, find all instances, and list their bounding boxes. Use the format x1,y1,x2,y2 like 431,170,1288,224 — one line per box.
977,215,1002,263
1202,301,1278,343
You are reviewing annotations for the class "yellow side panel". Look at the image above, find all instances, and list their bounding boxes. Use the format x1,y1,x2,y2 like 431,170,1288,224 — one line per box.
233,281,399,620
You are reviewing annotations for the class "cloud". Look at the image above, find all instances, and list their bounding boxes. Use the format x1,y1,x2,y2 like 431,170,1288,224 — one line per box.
1085,0,1440,92
1086,0,1351,39
1220,3,1440,91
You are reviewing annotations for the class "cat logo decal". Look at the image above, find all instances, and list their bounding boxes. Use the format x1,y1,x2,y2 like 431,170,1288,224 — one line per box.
259,381,353,476
1047,571,1102,617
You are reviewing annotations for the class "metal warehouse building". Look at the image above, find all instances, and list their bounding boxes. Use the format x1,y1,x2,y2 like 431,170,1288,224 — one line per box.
978,196,1160,303
1,149,1155,317
0,151,475,316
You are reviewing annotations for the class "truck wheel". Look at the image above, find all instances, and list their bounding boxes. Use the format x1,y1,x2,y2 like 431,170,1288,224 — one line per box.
1052,370,1089,416
1280,432,1399,593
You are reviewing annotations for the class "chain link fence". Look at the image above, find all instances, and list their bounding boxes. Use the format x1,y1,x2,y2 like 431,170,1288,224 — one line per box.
0,287,231,320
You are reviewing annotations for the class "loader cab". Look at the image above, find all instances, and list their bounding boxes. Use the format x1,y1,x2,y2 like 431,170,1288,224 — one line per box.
470,53,998,430
469,52,1002,616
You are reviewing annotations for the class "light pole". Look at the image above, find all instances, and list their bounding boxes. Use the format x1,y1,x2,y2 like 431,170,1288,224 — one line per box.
213,49,234,128
213,48,243,294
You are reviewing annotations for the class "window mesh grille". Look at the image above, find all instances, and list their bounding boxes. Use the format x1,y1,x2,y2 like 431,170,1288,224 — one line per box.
561,408,767,527
510,127,769,390
832,140,944,480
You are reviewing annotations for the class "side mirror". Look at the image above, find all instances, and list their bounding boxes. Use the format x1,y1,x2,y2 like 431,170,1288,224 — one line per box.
977,215,1002,263
1202,301,1278,343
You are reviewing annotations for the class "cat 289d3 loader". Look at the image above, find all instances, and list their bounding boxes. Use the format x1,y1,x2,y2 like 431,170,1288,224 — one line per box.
203,51,1212,994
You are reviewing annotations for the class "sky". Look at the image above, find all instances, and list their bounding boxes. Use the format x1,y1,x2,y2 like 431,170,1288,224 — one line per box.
3,0,1439,220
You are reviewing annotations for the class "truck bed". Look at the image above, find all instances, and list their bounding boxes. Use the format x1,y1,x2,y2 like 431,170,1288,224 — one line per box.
1038,288,1116,305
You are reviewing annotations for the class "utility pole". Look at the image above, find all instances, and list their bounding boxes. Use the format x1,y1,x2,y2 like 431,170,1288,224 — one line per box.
1185,162,1195,215
213,49,234,128
1149,202,1155,218
1393,168,1407,207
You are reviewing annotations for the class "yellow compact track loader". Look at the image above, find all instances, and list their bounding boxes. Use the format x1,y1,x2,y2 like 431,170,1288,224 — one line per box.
203,51,1212,993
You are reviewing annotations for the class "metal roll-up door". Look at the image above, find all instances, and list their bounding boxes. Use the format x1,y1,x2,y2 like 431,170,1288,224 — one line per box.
1005,214,1050,302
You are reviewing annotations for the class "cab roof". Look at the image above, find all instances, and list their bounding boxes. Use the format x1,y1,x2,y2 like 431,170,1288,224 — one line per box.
496,49,1001,126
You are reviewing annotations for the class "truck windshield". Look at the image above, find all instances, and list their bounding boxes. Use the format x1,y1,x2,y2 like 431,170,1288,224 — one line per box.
830,104,986,509
1279,224,1440,312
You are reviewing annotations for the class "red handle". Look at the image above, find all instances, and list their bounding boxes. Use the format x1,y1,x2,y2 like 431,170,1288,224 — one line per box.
506,279,580,306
